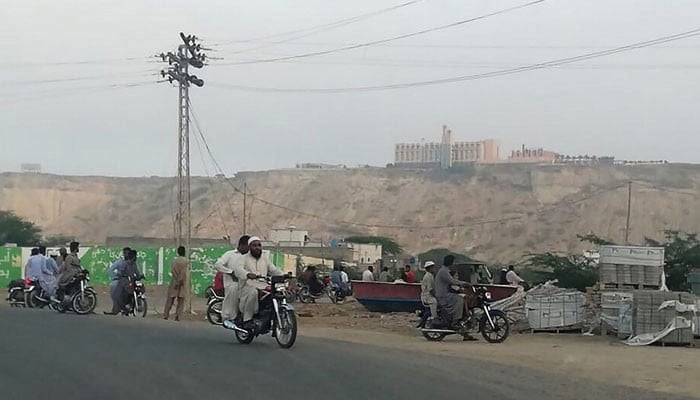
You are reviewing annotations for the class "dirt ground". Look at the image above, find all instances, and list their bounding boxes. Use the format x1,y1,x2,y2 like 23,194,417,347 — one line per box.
78,287,700,398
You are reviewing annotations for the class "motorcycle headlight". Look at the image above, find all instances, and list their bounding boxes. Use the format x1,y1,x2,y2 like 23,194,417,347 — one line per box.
274,283,286,290
484,291,492,300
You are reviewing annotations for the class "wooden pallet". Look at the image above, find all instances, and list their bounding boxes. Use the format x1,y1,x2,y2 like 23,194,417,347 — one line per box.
601,283,660,290
529,326,584,334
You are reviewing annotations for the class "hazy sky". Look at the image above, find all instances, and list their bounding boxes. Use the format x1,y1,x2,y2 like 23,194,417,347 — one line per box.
2,0,699,176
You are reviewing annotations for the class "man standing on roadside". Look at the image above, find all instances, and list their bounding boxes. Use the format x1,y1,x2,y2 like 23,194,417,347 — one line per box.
215,235,250,328
404,265,416,284
362,266,375,281
164,246,189,321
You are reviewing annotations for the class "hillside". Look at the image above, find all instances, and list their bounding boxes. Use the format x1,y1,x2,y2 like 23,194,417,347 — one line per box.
1,164,699,263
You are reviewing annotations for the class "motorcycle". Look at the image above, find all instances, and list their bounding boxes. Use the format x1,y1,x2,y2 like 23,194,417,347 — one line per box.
6,279,31,307
205,287,224,325
229,275,298,349
55,269,97,315
417,285,510,343
298,276,344,304
123,277,147,317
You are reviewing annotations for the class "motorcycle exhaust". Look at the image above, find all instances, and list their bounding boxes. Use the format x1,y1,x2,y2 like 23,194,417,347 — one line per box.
419,328,457,334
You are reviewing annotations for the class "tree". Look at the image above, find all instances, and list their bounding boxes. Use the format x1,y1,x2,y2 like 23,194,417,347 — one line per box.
577,233,616,246
344,236,404,256
0,210,43,246
418,248,472,265
644,230,700,291
522,252,597,292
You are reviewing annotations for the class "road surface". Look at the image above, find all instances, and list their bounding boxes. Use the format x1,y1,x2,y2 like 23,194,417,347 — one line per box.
0,307,690,400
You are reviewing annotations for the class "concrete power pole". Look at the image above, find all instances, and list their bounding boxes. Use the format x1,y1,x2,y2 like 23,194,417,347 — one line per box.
159,32,206,312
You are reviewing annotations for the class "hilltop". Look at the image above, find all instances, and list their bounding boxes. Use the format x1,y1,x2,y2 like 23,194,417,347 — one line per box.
1,163,699,262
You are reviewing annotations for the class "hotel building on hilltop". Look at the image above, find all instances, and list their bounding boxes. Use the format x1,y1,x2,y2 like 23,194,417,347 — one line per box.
394,125,500,169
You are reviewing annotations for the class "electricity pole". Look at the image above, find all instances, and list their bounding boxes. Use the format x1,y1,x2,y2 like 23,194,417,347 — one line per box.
159,32,206,313
159,32,206,254
624,181,632,244
243,182,248,234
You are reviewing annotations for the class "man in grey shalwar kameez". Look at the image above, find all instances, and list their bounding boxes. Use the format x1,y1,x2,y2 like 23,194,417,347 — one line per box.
435,255,468,326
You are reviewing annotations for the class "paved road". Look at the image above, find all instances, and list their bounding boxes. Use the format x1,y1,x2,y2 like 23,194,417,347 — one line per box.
0,307,690,400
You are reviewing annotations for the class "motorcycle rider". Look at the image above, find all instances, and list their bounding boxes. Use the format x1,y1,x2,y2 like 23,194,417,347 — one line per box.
215,235,250,330
38,246,59,302
105,247,130,315
117,249,144,313
234,236,283,330
24,248,43,281
302,265,323,297
330,264,349,297
58,241,82,297
435,255,477,340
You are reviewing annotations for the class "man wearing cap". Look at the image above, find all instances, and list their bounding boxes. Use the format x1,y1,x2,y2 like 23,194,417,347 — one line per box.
420,261,438,319
234,236,283,330
215,235,249,329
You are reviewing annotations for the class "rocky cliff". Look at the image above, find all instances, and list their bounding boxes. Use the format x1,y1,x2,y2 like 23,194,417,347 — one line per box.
1,163,698,262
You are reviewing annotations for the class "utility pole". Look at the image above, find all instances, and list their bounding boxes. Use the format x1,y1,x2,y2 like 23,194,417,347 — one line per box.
242,182,248,234
159,32,206,313
624,181,632,244
159,32,206,253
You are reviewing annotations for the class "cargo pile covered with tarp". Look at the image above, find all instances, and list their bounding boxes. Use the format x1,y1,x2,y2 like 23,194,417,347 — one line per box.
624,291,697,346
490,281,586,332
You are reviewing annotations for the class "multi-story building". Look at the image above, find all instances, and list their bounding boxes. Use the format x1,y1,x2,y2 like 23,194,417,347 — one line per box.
394,126,500,168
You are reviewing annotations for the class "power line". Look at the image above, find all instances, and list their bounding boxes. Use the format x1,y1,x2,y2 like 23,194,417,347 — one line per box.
217,0,424,54
207,27,700,93
215,0,546,65
0,80,157,104
0,56,153,69
4,69,156,87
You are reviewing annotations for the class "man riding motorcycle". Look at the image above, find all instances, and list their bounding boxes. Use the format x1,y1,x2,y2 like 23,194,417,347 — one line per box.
434,255,477,340
234,236,284,331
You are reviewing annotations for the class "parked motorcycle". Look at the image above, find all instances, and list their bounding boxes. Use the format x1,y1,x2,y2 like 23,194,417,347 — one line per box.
123,278,147,317
298,277,344,304
55,269,97,315
417,285,510,343
229,276,297,349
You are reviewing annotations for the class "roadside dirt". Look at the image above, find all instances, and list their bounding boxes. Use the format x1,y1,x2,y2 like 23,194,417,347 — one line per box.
77,288,700,398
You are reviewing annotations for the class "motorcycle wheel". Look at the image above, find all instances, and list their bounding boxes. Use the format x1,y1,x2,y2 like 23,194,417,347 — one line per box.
328,289,337,304
72,291,97,315
137,297,148,318
206,299,223,325
275,309,297,349
421,331,447,341
284,290,295,304
234,328,255,345
298,287,311,303
479,309,510,343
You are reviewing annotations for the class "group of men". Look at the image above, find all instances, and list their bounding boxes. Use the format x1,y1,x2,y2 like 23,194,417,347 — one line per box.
24,241,84,303
361,264,416,283
214,235,283,330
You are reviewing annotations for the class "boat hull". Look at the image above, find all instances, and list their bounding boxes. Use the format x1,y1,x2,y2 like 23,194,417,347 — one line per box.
351,281,517,313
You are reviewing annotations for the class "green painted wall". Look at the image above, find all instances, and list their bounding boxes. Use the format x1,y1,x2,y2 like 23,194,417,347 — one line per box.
0,247,22,287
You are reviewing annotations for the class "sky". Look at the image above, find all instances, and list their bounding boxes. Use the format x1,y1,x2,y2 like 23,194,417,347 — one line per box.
1,0,699,177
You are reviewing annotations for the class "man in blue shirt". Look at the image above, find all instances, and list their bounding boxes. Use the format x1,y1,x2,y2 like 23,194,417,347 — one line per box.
104,247,130,315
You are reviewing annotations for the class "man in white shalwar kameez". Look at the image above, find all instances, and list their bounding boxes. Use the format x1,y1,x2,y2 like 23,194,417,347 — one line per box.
215,235,249,330
234,236,283,329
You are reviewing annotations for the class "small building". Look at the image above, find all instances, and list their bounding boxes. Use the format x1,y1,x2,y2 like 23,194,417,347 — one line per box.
507,145,558,164
20,163,42,173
